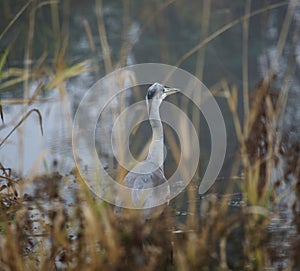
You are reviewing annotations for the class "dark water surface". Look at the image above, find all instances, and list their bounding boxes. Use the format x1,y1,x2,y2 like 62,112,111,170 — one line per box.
0,0,300,270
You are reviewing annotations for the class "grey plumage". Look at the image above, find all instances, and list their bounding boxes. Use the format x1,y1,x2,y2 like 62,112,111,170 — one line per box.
115,82,180,219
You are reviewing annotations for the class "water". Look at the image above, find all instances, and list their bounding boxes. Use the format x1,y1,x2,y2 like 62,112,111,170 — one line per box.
0,0,300,269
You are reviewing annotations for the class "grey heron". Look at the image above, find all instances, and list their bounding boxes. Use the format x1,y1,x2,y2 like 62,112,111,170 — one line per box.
115,82,180,219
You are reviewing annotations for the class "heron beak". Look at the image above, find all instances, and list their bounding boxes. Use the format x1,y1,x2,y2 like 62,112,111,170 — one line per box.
164,87,180,96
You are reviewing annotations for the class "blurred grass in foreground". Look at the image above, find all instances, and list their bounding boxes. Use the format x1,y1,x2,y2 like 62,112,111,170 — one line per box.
0,0,299,270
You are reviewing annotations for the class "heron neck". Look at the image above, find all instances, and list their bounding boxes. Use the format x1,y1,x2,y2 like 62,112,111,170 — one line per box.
147,100,164,168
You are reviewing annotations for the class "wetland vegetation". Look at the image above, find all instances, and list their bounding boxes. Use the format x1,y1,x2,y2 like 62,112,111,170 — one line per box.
0,0,300,270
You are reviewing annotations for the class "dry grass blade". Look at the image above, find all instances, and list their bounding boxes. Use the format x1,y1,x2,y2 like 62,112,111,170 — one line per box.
242,0,251,136
0,48,10,111
0,67,45,93
274,0,297,69
45,60,93,90
0,47,10,74
0,163,18,198
0,0,34,42
0,175,16,194
0,108,43,148
222,81,243,144
83,19,96,53
195,0,211,81
96,0,113,73
174,1,288,68
0,163,11,178
0,102,3,124
0,98,57,105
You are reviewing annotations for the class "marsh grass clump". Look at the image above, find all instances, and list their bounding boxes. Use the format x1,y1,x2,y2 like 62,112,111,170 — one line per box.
0,172,247,270
0,171,176,271
0,105,298,271
0,166,278,270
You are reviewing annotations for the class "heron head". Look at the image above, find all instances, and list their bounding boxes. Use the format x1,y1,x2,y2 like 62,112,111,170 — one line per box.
146,82,180,115
146,82,179,101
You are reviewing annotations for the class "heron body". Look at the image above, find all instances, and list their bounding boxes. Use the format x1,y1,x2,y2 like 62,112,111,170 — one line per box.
115,83,179,219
